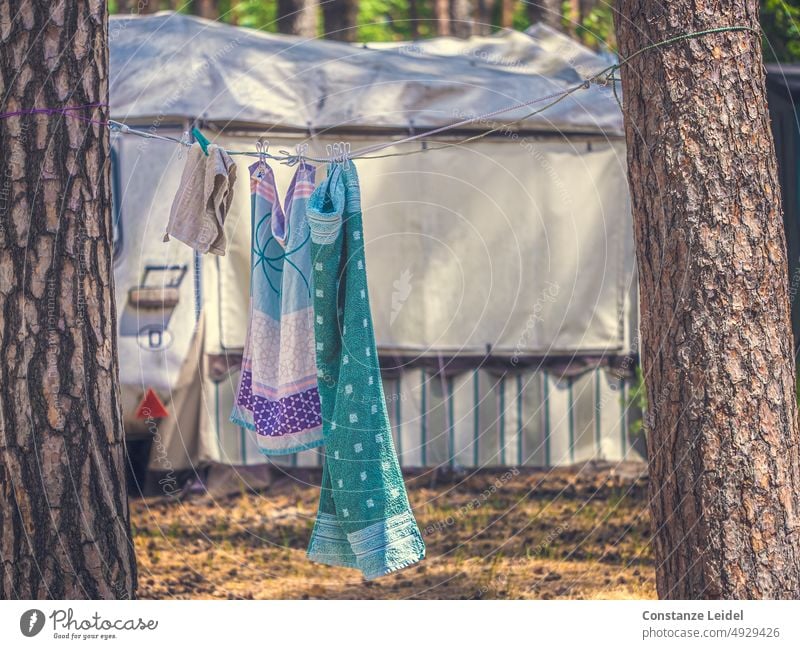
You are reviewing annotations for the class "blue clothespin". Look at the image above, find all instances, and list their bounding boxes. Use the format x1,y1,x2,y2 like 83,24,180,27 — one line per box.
192,127,211,156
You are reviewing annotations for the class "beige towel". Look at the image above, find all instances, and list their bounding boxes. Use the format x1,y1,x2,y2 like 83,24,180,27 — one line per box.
164,142,237,255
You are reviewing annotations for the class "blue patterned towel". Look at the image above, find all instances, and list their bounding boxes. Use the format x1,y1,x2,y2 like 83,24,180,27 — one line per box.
231,162,324,455
305,161,426,579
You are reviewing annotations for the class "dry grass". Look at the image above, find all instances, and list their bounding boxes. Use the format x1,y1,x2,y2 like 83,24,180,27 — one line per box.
131,464,656,599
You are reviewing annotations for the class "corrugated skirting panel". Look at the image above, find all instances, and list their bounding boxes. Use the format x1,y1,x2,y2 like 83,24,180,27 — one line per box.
210,367,642,468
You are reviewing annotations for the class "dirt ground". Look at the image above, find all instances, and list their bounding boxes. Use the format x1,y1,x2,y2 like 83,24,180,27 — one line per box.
131,463,656,599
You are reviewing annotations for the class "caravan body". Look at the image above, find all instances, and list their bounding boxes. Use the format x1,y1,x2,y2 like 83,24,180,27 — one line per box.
109,13,641,471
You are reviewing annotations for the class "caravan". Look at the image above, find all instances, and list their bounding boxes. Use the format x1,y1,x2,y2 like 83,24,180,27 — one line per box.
109,12,640,484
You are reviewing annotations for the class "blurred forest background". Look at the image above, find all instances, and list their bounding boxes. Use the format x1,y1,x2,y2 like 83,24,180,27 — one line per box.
109,0,800,61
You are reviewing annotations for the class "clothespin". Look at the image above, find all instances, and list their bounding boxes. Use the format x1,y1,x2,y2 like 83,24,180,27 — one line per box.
340,141,351,170
255,138,269,178
177,130,191,160
278,142,309,167
192,127,211,156
281,144,308,167
328,141,350,169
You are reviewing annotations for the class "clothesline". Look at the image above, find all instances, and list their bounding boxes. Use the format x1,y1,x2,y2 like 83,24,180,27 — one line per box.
108,80,594,166
0,26,758,166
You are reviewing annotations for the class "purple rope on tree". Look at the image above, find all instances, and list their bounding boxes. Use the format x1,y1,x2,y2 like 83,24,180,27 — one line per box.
0,102,108,125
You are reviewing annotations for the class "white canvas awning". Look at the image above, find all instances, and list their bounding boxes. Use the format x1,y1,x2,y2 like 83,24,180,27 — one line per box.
109,12,622,135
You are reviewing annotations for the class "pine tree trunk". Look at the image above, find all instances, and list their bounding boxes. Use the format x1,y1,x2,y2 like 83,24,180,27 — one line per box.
139,0,160,14
567,0,581,35
408,0,420,39
227,0,239,24
475,0,496,35
195,0,218,19
321,0,359,41
0,0,136,599
277,0,319,37
435,0,451,36
526,0,562,31
450,0,475,37
615,1,800,598
500,0,515,29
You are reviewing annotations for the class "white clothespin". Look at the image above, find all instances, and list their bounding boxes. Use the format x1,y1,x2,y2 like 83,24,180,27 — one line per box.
296,143,308,166
280,143,309,167
255,138,269,178
177,130,191,160
326,142,351,168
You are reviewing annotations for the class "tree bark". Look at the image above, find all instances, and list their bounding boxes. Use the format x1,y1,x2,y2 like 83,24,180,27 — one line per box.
277,0,319,37
321,0,359,41
408,0,420,39
195,0,218,20
450,0,475,38
567,0,581,35
227,0,239,25
616,1,800,598
0,1,136,598
475,0,496,35
138,0,160,14
500,0,515,29
435,0,451,36
526,0,562,31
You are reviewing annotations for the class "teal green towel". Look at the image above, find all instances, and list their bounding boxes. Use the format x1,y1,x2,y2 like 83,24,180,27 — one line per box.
305,161,425,580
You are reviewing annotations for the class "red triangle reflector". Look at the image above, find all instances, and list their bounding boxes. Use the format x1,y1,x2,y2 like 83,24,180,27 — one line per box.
135,388,169,419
